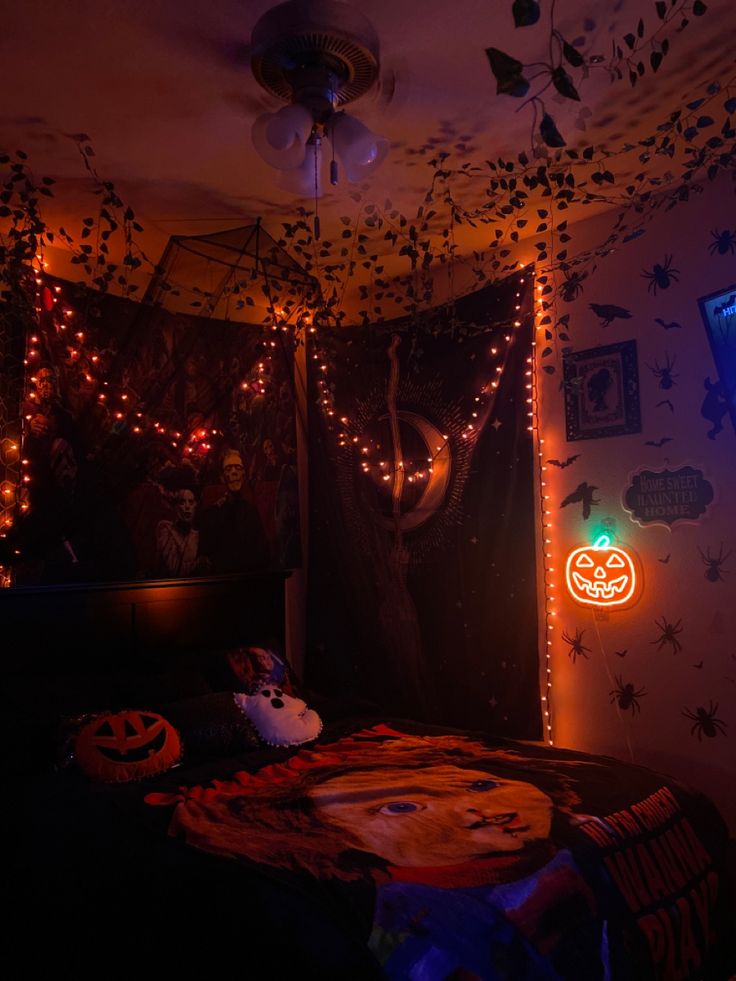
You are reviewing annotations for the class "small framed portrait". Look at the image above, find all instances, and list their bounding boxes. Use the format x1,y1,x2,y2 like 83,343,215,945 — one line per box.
697,283,735,440
563,339,641,442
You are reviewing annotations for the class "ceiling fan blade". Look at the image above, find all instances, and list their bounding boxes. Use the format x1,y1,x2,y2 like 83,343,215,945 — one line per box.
162,23,253,67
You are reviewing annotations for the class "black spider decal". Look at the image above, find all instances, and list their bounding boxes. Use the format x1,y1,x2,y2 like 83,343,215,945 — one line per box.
708,229,736,256
560,270,587,302
698,543,731,582
682,701,727,741
646,352,677,390
609,676,646,715
650,616,683,654
641,255,680,294
562,627,590,663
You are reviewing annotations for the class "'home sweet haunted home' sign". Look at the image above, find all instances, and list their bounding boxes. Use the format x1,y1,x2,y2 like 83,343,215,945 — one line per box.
623,465,714,527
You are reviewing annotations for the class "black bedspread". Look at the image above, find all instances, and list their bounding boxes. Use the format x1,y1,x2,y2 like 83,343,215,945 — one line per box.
11,718,734,980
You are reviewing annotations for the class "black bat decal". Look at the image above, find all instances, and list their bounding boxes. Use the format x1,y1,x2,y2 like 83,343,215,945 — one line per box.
692,661,704,669
615,649,628,658
658,554,671,564
655,318,683,330
645,437,673,447
547,454,581,469
656,400,674,412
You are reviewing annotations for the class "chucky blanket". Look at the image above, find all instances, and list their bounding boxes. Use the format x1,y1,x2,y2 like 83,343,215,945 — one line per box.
147,724,730,980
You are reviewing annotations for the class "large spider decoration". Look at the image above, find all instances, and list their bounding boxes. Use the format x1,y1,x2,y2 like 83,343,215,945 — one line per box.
560,270,587,302
708,229,736,256
698,543,731,582
682,701,727,741
609,676,646,715
641,255,680,294
562,627,591,663
650,616,683,654
646,352,678,390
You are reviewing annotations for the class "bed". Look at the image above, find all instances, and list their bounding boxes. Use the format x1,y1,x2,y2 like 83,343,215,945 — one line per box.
11,711,733,980
4,581,733,979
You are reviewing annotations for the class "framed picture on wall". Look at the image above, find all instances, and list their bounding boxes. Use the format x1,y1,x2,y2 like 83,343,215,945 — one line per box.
697,283,735,440
563,339,641,442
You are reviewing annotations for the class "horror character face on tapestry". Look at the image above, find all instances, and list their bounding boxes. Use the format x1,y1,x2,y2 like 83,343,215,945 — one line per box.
155,468,205,578
28,366,61,437
222,449,245,494
165,733,580,883
35,365,57,404
173,487,196,526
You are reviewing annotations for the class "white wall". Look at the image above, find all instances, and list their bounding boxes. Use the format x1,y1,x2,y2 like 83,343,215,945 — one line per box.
535,176,735,829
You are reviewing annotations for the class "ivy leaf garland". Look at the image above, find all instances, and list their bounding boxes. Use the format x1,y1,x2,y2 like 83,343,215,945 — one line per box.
1,0,732,391
540,113,567,147
512,0,541,28
488,0,710,148
485,48,530,98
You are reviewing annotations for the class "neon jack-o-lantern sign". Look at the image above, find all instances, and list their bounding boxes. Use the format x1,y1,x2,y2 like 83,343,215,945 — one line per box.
565,535,641,608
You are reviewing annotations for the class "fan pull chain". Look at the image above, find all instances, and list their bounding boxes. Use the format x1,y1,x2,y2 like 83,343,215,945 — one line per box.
330,130,338,186
329,80,339,187
313,134,321,241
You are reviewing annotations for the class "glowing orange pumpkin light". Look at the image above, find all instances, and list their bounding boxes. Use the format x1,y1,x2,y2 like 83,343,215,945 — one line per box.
565,535,641,609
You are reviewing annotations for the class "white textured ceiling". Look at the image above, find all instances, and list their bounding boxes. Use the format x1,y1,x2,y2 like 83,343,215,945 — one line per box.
1,0,734,308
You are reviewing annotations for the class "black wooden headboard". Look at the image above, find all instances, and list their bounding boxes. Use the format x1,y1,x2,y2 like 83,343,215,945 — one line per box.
1,573,289,734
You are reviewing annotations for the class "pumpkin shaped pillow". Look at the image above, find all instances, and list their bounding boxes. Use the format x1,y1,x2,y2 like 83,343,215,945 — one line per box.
74,709,182,783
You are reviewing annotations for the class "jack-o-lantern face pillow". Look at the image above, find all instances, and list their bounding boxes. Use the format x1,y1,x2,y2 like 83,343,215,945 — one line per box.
74,710,181,783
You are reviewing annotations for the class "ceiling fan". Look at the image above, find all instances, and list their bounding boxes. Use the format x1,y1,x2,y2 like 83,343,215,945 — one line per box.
248,0,391,196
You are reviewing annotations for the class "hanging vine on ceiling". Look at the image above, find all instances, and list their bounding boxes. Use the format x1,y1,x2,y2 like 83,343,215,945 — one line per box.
486,0,710,150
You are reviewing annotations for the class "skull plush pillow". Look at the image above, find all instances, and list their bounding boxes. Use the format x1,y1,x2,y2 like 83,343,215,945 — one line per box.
234,687,322,747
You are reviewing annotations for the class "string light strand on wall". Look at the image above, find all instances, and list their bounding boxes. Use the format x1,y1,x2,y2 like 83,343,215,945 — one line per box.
530,267,554,746
311,276,528,485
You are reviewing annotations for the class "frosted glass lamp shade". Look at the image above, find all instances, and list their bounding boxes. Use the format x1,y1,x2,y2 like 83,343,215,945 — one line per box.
277,138,323,197
329,112,389,182
252,104,313,170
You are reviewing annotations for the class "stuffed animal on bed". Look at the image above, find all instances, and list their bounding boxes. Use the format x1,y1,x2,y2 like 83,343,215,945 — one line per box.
226,646,296,696
233,687,322,747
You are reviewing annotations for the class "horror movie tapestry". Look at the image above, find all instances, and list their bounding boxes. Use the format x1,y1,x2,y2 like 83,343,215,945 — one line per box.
305,275,539,738
5,281,299,584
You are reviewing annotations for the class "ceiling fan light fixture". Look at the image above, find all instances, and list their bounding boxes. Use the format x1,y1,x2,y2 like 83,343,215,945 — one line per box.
249,0,390,192
252,106,313,170
266,103,313,150
328,111,389,182
277,133,323,198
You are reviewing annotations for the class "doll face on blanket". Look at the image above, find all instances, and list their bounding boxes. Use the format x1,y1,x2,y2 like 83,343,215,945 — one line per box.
310,765,553,867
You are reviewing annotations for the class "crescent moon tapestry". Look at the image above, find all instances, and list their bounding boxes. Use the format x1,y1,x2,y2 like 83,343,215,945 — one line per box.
306,274,540,739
